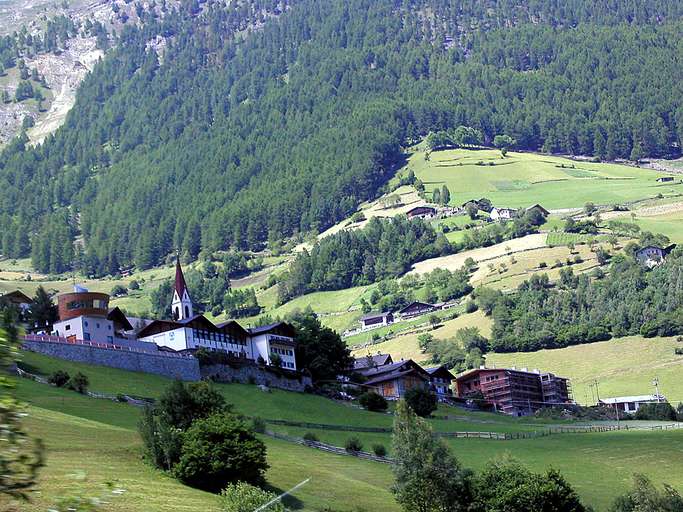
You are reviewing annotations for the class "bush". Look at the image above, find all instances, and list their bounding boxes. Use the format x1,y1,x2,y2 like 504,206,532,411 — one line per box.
372,443,387,457
634,402,677,421
129,279,140,290
345,437,363,453
174,412,269,492
220,482,285,512
358,391,388,412
303,432,319,442
116,393,128,402
404,387,437,417
48,370,70,387
110,284,128,297
139,380,230,471
538,261,547,268
465,300,478,313
675,348,683,355
67,372,89,394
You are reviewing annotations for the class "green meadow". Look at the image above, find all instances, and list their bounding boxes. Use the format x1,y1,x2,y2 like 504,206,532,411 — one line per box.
486,335,683,406
411,149,680,209
9,352,683,511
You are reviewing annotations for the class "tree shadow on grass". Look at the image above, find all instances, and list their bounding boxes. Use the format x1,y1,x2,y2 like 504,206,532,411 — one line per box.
264,484,305,510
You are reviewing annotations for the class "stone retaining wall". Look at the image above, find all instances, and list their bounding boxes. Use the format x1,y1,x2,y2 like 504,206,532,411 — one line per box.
22,340,201,381
201,363,312,392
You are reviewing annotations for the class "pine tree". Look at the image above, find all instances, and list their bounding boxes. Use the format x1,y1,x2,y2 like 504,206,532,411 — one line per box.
392,400,472,512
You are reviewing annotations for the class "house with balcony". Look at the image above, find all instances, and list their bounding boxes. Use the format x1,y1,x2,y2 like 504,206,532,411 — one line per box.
455,367,571,416
426,365,455,398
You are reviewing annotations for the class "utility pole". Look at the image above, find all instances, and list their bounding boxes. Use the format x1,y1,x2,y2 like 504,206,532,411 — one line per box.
653,377,661,401
594,379,601,402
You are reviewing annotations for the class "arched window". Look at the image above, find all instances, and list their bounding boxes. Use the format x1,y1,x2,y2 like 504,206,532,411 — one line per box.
184,305,190,318
173,307,179,320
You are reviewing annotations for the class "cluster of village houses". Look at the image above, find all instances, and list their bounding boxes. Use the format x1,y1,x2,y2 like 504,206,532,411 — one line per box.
0,257,671,417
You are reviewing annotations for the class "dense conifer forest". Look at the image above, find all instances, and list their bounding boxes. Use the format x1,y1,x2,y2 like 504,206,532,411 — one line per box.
1,0,682,273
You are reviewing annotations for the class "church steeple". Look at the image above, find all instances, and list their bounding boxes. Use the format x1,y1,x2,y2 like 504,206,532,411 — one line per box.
171,257,193,321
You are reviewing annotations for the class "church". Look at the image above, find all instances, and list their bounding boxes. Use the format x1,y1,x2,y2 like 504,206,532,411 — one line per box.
44,259,297,370
136,259,298,370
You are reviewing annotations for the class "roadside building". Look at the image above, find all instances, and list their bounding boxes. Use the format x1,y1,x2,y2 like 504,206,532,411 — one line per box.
397,301,437,320
598,395,667,414
353,353,393,371
0,290,33,317
426,365,455,398
634,244,676,267
359,359,431,399
490,207,518,221
525,203,550,217
359,311,393,331
406,205,437,220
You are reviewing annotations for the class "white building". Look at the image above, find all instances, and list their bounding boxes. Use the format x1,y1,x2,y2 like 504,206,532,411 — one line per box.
136,260,298,370
599,394,667,414
490,207,518,221
634,244,676,268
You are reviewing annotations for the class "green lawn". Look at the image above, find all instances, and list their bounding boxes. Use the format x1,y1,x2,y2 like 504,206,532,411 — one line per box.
486,335,683,406
632,210,683,243
10,352,683,511
411,149,680,209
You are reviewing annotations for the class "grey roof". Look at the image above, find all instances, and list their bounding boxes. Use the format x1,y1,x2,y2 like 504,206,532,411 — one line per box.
360,311,392,321
425,365,456,379
353,353,393,369
363,360,430,386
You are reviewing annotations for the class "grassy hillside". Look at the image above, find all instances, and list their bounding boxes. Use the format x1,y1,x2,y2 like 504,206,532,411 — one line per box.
486,336,683,405
351,310,493,363
10,352,683,511
411,149,680,209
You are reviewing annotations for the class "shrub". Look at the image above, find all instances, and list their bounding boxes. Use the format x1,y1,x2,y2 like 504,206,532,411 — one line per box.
358,391,388,412
538,261,547,268
174,412,268,492
67,372,89,394
404,387,437,417
634,402,677,421
48,370,70,387
129,279,140,290
465,300,478,313
303,432,319,442
345,437,363,453
220,482,285,512
110,284,128,297
372,444,387,457
675,348,683,355
116,393,128,402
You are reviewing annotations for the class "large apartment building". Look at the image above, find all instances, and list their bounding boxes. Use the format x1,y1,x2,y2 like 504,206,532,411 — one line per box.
455,367,571,416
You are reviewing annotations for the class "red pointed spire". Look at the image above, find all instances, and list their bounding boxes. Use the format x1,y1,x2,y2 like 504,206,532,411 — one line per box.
174,257,187,298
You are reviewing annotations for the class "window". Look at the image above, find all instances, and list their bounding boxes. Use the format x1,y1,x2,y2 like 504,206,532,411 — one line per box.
107,336,113,343
84,321,89,327
84,333,91,340
65,324,71,331
96,323,101,329
108,325,111,330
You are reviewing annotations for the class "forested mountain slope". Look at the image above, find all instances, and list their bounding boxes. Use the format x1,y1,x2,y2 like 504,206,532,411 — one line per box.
1,0,682,275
